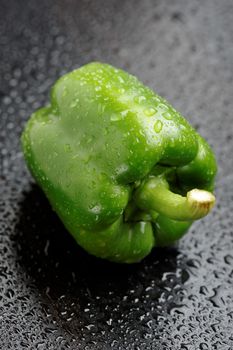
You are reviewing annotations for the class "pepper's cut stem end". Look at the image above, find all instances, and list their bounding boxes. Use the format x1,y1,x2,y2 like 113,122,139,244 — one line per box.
187,189,215,219
135,177,216,221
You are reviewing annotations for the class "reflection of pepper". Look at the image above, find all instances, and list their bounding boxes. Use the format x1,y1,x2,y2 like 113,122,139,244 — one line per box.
21,62,217,263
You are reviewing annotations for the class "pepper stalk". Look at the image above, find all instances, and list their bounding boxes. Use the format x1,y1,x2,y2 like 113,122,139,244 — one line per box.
134,176,215,221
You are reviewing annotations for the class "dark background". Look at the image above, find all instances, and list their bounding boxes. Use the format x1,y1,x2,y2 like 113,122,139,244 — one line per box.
0,0,233,349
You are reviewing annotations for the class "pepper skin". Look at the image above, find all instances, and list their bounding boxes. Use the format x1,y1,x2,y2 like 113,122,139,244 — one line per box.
21,62,217,263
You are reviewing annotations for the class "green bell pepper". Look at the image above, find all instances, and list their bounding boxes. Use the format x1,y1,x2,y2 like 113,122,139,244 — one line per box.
21,62,217,263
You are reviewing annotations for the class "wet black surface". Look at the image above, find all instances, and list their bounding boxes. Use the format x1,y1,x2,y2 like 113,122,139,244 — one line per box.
1,0,233,349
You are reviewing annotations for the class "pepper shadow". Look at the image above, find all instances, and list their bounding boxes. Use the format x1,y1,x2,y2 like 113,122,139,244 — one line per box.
15,184,183,337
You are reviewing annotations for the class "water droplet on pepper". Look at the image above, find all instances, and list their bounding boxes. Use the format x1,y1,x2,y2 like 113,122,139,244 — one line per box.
144,107,157,116
154,120,163,133
64,143,71,152
162,111,172,120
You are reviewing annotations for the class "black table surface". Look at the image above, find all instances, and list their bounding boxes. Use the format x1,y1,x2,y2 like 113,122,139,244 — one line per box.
1,0,233,349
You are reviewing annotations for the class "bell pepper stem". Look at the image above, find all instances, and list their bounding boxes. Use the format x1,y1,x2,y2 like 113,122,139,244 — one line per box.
135,177,215,221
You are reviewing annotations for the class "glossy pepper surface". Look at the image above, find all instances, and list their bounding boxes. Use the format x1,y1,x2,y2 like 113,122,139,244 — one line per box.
21,62,217,263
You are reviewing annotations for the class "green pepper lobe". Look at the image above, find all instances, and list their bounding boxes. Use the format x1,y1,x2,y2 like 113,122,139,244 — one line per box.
21,62,217,263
